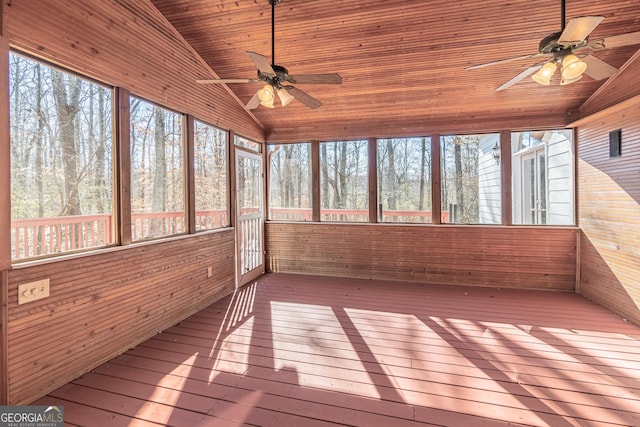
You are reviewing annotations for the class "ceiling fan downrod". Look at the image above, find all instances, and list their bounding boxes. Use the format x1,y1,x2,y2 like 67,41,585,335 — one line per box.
269,0,281,66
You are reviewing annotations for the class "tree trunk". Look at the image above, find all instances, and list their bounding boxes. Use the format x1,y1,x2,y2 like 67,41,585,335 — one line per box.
454,137,464,220
152,108,166,212
337,143,347,209
386,139,396,210
284,144,294,207
96,87,106,213
418,137,426,211
51,70,82,216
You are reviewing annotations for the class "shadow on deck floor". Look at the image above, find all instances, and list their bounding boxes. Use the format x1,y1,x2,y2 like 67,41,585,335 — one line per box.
35,273,640,426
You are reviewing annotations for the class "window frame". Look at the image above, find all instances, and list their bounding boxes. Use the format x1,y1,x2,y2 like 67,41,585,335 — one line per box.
8,50,118,262
193,119,230,231
128,95,186,242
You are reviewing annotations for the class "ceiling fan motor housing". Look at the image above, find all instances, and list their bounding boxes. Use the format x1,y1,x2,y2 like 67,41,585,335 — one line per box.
258,64,289,87
539,30,588,54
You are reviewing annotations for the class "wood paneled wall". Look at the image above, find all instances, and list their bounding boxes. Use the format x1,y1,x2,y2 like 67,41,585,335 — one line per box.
1,0,254,405
576,101,640,326
266,223,578,291
7,230,234,405
4,0,264,141
580,52,640,118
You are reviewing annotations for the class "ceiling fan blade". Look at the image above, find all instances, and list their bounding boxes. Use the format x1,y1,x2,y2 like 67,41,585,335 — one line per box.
495,65,542,91
466,53,546,70
284,86,322,109
245,90,261,110
581,55,617,80
559,16,604,45
287,73,343,84
246,51,276,77
197,78,260,84
600,31,640,49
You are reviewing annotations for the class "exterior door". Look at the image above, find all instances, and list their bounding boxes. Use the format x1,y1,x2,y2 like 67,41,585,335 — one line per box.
521,148,547,224
235,149,264,286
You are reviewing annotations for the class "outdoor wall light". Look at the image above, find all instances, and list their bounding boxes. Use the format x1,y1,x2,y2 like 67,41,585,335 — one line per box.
492,142,501,163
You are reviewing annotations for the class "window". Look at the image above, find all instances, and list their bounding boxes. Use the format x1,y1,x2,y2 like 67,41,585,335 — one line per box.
194,121,229,230
235,135,261,152
441,133,501,224
320,140,368,222
511,129,574,225
9,52,114,260
378,137,432,223
130,97,184,240
269,143,312,220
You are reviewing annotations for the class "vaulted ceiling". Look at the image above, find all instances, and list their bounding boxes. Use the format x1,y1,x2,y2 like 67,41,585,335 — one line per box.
151,0,640,141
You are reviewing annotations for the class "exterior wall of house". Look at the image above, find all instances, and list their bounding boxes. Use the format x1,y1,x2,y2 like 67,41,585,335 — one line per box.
478,133,501,224
511,130,573,225
546,131,575,225
577,101,640,326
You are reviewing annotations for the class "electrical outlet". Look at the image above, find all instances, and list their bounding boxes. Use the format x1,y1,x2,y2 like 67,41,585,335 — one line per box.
207,266,213,278
18,279,50,305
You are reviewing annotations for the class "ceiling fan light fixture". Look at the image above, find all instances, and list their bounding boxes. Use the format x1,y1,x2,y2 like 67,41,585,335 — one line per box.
560,74,583,85
531,62,557,85
561,54,587,80
277,87,294,106
258,84,275,108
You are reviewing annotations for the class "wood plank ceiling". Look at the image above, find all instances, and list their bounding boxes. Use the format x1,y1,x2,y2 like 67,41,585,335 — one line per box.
151,0,640,142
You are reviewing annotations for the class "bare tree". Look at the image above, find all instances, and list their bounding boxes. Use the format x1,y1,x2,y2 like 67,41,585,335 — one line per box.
152,108,166,212
51,70,82,216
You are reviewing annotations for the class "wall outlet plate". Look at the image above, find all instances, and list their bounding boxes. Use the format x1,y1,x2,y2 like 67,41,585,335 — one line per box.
18,279,50,305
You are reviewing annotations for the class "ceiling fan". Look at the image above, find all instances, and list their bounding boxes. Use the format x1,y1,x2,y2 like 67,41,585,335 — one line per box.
466,0,640,91
197,0,342,109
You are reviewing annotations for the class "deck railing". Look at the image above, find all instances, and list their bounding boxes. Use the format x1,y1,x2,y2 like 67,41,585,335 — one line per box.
11,210,228,260
10,208,447,260
270,207,449,223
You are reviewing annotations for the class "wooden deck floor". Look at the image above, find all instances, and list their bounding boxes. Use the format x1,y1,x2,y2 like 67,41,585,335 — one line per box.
34,273,640,426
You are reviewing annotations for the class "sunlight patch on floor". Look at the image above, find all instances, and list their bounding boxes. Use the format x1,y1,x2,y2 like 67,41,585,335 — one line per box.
270,301,381,399
133,354,195,425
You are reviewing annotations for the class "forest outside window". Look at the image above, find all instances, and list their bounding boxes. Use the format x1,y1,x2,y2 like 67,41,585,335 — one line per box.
320,140,369,222
194,121,229,230
378,137,432,223
9,52,114,261
268,143,312,221
130,97,185,240
440,133,501,224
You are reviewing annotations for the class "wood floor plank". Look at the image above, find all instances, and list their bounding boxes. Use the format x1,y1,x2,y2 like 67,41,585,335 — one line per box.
34,273,640,426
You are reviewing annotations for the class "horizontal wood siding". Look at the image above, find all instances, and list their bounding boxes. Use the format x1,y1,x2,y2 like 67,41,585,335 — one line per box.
7,230,235,405
577,101,640,326
266,223,577,290
4,0,264,141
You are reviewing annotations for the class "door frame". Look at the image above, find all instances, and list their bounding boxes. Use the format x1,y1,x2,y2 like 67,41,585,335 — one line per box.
520,146,547,225
234,148,265,287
